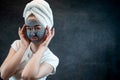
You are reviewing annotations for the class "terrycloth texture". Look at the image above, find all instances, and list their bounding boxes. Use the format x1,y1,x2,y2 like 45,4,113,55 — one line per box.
23,0,54,29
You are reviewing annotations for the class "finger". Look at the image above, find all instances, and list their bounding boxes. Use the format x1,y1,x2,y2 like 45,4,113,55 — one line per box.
41,27,48,41
51,27,55,37
47,27,55,40
48,28,55,41
18,27,21,34
43,26,52,42
20,24,26,33
46,26,51,35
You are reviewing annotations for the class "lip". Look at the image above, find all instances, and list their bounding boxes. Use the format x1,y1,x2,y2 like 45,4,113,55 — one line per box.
30,36,38,41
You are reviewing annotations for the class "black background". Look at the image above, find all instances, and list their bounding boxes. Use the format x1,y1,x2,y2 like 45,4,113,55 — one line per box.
0,0,120,80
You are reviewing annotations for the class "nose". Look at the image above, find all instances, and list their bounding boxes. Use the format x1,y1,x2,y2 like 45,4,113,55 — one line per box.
30,30,36,36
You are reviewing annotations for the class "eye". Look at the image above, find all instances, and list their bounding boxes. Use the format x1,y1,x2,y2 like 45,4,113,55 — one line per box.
26,27,31,31
36,27,40,30
34,26,41,31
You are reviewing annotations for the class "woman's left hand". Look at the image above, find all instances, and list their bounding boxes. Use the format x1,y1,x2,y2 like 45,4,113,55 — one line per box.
39,26,55,48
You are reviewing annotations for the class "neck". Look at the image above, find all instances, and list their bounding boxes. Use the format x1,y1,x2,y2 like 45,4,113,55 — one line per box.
30,42,40,53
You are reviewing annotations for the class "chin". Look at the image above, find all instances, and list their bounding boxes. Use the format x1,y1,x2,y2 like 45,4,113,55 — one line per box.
31,40,41,44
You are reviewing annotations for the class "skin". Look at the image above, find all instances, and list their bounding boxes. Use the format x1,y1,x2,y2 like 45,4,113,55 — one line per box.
0,15,55,80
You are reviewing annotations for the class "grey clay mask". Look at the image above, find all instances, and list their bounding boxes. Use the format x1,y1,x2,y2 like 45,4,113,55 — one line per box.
25,19,45,44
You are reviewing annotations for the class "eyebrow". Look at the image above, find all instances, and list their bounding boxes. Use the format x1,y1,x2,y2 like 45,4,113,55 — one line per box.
34,25,39,26
34,25,41,27
26,25,40,27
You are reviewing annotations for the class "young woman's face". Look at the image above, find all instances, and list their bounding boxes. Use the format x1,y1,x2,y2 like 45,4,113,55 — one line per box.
25,15,45,44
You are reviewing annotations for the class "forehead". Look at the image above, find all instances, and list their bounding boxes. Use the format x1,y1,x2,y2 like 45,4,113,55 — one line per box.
26,14,40,26
25,14,45,28
27,13,39,20
27,16,37,20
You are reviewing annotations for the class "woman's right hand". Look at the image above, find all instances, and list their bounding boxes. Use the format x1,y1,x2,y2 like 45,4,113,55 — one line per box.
18,24,30,48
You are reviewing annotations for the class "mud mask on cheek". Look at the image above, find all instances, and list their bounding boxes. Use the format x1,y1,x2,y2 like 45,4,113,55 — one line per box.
26,19,45,43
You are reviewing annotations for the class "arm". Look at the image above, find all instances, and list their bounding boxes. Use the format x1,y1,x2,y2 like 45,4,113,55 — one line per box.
0,46,27,80
22,46,54,79
0,47,15,73
0,25,30,80
22,26,55,79
0,47,16,78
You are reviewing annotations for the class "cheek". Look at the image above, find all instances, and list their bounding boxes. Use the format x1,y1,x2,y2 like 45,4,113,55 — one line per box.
37,29,45,38
26,31,31,38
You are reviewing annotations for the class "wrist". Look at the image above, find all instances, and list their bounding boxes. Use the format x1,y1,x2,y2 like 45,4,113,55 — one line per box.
37,46,47,54
19,46,28,51
39,46,47,50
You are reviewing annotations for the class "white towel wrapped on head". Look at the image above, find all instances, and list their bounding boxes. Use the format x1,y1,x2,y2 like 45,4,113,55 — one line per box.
23,0,54,29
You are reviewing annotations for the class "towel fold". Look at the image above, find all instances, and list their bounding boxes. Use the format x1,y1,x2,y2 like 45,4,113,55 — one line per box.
23,0,53,29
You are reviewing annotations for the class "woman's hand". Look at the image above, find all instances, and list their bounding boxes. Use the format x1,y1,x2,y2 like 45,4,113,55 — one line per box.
18,24,30,48
39,26,55,48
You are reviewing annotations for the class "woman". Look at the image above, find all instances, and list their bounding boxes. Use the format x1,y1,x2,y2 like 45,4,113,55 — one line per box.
0,0,59,80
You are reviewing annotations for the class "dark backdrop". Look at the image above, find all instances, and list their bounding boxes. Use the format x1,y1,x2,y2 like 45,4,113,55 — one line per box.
0,0,120,80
